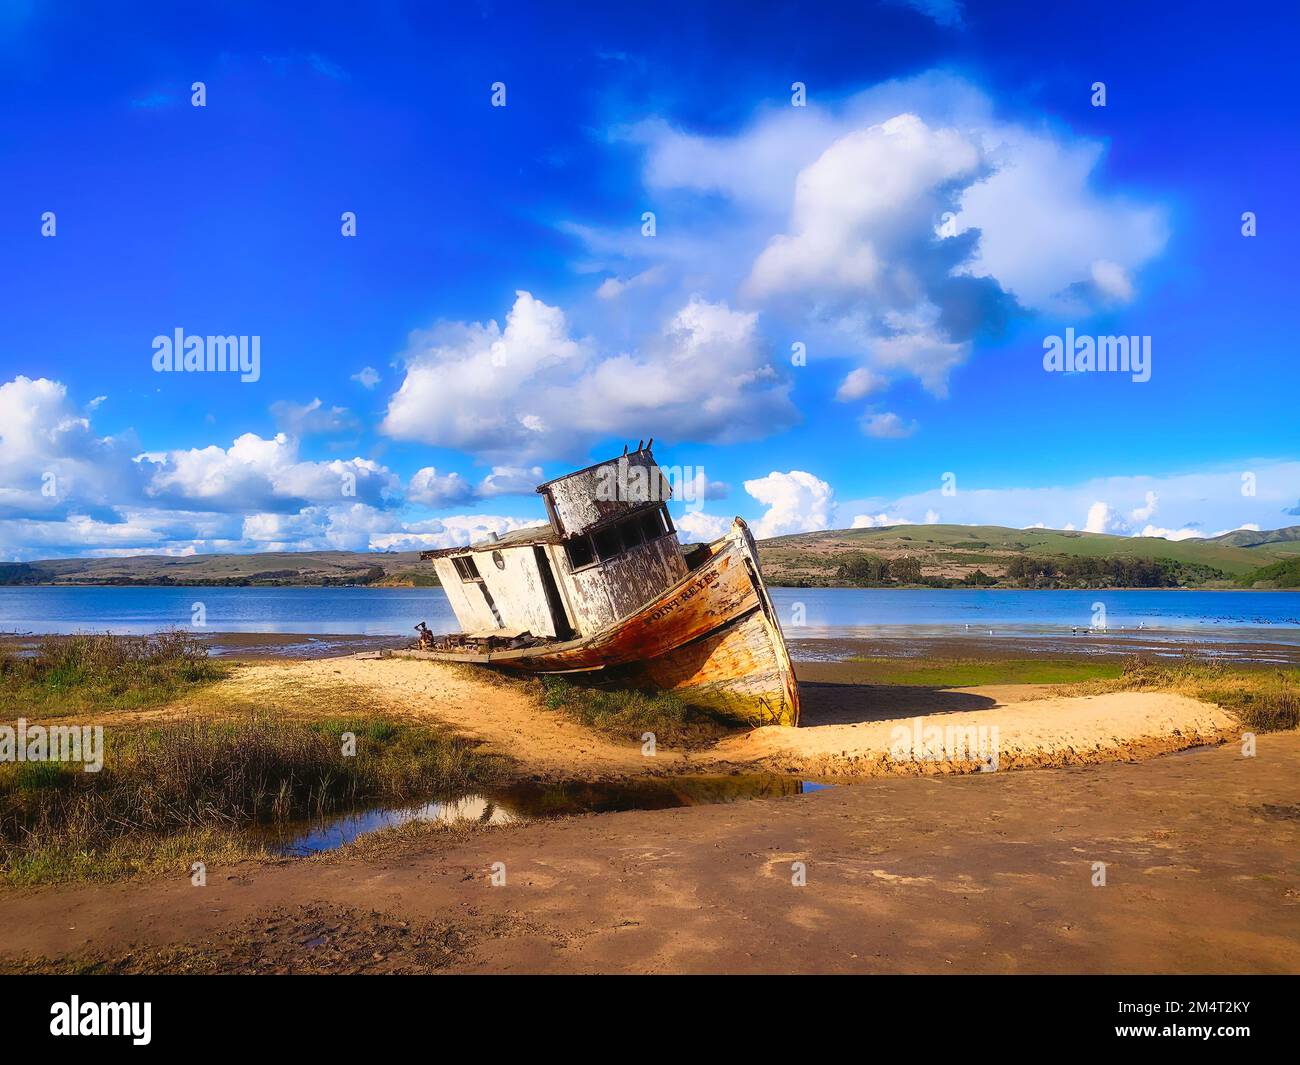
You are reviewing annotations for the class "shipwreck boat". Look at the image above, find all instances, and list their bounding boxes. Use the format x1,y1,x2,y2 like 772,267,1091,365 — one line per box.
415,445,800,726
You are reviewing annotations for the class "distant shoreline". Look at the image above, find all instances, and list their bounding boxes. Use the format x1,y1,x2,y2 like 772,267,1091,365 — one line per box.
4,627,1298,666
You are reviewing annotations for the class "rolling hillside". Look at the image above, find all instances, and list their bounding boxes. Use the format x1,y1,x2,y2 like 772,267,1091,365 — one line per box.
1206,526,1300,550
2,524,1298,589
0,551,433,587
755,524,1300,588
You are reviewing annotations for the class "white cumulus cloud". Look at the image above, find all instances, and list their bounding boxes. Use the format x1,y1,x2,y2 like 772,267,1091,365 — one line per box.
1130,491,1158,522
601,72,1168,404
744,470,835,538
381,291,798,462
0,374,546,561
1083,501,1130,535
675,511,733,544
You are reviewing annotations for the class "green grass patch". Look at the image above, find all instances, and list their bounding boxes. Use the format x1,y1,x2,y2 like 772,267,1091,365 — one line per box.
844,656,1125,686
0,715,510,884
538,676,748,748
0,631,228,718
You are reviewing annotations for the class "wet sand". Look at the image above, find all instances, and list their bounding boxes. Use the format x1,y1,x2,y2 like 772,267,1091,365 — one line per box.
193,632,411,659
791,633,1300,666
7,628,1297,665
3,731,1297,974
0,631,409,660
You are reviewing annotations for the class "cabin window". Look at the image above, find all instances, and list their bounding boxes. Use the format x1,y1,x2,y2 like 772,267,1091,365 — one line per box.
564,505,676,572
452,555,482,582
491,550,506,570
565,535,595,570
619,517,644,552
639,506,669,542
593,524,622,562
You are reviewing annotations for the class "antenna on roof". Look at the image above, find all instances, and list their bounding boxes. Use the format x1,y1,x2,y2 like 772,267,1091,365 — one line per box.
623,443,628,455
637,438,644,451
646,436,653,450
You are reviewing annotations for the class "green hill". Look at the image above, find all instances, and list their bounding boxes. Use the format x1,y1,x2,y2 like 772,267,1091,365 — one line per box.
756,524,1300,589
0,551,434,587
1208,526,1300,550
4,523,1298,590
1238,556,1300,589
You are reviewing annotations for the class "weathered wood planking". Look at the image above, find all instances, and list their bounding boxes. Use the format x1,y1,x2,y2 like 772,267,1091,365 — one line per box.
541,449,670,537
432,558,495,632
613,609,798,726
561,534,687,634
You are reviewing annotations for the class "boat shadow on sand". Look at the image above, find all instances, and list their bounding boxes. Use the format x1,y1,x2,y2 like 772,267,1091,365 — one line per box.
796,681,997,727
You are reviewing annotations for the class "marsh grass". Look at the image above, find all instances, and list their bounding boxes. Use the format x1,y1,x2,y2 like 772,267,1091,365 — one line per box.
844,656,1124,687
1072,655,1299,732
0,631,227,718
0,715,510,884
538,676,748,747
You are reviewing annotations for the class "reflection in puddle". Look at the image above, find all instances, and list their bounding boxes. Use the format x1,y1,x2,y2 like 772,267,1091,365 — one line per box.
265,774,832,856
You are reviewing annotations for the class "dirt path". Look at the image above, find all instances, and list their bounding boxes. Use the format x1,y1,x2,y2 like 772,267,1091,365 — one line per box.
221,656,673,777
3,731,1297,974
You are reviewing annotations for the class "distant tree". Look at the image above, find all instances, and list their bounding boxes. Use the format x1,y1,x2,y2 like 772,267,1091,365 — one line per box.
835,551,890,585
891,555,923,584
1238,556,1300,589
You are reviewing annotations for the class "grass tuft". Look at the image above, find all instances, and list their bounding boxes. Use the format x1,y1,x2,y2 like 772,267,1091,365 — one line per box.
0,630,227,717
0,715,510,884
537,676,748,747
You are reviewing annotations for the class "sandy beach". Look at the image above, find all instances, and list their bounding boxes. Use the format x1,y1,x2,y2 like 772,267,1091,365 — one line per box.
1,634,1250,782
138,652,1240,781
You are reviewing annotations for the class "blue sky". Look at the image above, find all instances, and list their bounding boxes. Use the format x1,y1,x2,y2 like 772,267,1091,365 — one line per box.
1,0,1297,559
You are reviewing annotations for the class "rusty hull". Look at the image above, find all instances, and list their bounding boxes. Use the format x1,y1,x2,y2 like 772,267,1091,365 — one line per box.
411,519,800,727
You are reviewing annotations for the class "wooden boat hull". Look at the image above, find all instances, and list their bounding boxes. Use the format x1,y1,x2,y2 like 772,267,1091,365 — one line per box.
412,519,800,726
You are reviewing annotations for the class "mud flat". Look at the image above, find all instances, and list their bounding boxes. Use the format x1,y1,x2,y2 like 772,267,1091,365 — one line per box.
2,730,1296,974
0,631,408,660
791,632,1300,666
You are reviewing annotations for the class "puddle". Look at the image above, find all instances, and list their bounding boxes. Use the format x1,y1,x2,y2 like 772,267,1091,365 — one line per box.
262,774,833,856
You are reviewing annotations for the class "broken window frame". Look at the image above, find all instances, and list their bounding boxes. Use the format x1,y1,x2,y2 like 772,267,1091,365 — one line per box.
564,535,596,571
563,504,674,573
593,524,622,562
452,555,483,583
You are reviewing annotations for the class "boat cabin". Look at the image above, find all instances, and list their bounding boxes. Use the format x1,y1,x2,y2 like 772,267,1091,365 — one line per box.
421,445,688,643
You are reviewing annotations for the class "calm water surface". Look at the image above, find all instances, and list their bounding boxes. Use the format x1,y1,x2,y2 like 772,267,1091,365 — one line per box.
0,585,1296,646
773,587,1300,643
264,775,833,856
